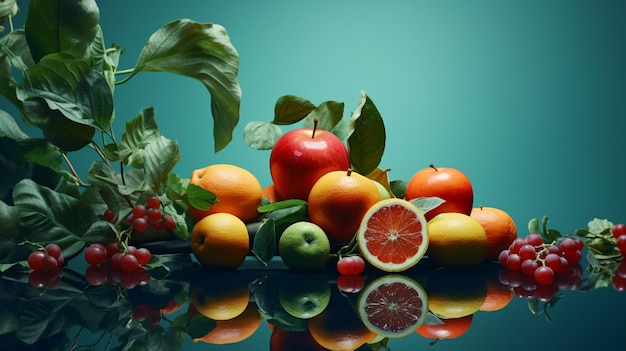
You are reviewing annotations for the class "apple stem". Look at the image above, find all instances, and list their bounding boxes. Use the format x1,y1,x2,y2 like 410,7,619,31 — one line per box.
429,163,438,172
312,118,318,138
347,168,353,176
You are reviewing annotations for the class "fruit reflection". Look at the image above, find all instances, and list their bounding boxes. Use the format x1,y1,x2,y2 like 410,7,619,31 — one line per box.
278,273,331,319
425,266,488,319
480,264,514,312
416,314,473,344
270,327,328,351
308,288,377,351
191,272,250,320
356,274,429,338
193,302,262,345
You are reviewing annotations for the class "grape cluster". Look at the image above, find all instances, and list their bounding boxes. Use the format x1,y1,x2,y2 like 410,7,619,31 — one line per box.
498,262,583,302
104,196,176,233
84,242,151,289
498,233,583,286
612,223,626,257
27,243,65,289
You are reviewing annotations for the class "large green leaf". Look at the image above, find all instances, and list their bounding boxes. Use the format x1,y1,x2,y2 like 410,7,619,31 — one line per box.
24,0,100,62
0,29,34,111
144,135,180,192
12,179,94,257
0,109,27,141
346,91,386,175
17,54,113,132
130,19,241,152
117,107,160,168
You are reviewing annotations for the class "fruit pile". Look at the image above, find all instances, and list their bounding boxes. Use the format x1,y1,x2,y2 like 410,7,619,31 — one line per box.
183,96,520,274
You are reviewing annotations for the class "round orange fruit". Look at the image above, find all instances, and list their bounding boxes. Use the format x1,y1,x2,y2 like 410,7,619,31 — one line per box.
470,206,517,261
405,164,473,221
188,163,263,223
356,198,429,272
416,314,473,342
307,169,381,247
426,212,488,267
194,302,262,345
191,273,251,321
190,213,250,270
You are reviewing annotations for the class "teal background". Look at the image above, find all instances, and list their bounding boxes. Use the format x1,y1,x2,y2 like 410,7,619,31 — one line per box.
2,1,626,350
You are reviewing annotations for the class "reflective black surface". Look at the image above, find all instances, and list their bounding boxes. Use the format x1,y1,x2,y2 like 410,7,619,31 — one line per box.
1,253,624,351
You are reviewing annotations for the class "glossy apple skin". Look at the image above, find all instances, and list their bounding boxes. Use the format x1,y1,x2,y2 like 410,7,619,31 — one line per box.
270,128,350,201
405,166,473,221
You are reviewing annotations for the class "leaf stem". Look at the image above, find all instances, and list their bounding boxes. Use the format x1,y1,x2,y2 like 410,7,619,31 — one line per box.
114,68,136,85
62,153,88,187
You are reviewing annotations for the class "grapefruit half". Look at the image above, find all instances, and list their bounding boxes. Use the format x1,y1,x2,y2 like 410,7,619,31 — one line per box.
357,274,429,338
356,198,429,272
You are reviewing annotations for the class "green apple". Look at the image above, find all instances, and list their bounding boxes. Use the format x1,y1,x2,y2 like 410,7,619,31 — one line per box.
372,180,391,200
278,273,331,319
279,221,330,271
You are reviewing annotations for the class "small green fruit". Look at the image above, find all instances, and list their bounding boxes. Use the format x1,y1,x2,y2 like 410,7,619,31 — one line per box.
279,221,330,271
278,274,331,319
373,180,391,200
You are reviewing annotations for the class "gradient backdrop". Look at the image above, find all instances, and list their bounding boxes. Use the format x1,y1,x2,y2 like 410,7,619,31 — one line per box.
3,1,626,350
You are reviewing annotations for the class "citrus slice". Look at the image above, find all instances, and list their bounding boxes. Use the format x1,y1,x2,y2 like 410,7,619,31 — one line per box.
356,198,429,272
357,274,429,338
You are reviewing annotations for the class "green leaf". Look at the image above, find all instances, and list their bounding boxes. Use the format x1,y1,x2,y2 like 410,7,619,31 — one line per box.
12,179,93,258
0,200,19,239
258,199,308,213
81,220,117,244
143,136,180,192
24,0,100,62
588,218,613,234
409,197,445,215
302,100,345,132
528,218,540,235
185,183,217,211
251,218,277,266
346,90,386,175
389,179,407,198
130,19,241,152
0,29,34,110
117,107,160,168
272,95,316,125
0,109,28,141
243,120,282,150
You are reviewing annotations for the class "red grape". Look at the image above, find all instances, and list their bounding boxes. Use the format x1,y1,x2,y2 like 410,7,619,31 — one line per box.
45,243,62,259
28,251,46,271
336,256,365,275
617,235,626,256
134,248,152,265
133,217,149,232
84,244,108,266
121,254,139,273
534,266,555,285
525,233,544,247
133,204,147,218
146,196,161,209
612,223,626,239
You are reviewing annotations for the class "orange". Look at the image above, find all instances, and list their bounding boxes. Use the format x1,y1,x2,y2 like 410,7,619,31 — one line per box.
426,212,488,266
470,206,517,261
262,184,282,203
191,273,251,320
356,198,429,272
307,169,381,247
308,290,377,351
270,328,328,351
188,163,263,223
357,275,429,338
479,264,514,312
425,267,487,319
405,164,473,221
416,314,473,342
190,213,250,270
194,302,262,345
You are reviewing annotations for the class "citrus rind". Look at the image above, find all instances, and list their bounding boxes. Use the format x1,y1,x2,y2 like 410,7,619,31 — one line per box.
357,274,429,338
356,198,429,272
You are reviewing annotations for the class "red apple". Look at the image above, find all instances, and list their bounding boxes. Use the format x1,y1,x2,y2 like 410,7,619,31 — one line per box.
270,121,350,201
405,164,473,221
